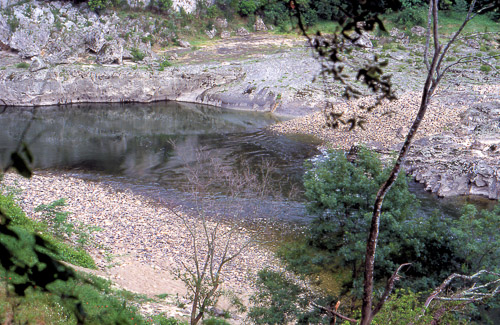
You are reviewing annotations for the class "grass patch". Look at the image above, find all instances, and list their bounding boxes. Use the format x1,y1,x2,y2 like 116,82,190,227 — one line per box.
0,189,96,269
0,273,146,324
15,62,29,69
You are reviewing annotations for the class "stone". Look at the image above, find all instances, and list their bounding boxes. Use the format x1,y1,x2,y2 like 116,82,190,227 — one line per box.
205,27,217,39
254,17,267,32
466,38,480,49
353,33,372,48
214,17,228,29
29,56,47,72
220,30,231,39
96,40,123,64
178,39,190,48
85,28,106,53
236,27,250,37
9,24,50,58
410,25,426,37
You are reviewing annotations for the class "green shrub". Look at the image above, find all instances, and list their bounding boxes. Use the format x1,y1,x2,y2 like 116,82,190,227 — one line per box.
16,62,30,69
158,58,173,71
480,64,492,73
238,0,258,16
297,148,500,295
203,318,230,325
130,47,146,62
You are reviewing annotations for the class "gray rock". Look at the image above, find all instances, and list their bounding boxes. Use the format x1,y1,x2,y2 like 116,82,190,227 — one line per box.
215,17,228,29
410,25,426,37
85,28,106,53
466,38,480,49
178,39,190,48
0,64,241,106
389,27,406,39
10,24,50,58
254,17,267,32
353,33,372,48
205,27,217,39
96,40,123,64
405,101,500,199
236,27,250,37
220,30,231,39
29,56,47,72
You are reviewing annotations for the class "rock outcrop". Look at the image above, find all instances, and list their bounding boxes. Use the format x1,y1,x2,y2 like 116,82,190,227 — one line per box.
0,65,242,106
405,101,500,199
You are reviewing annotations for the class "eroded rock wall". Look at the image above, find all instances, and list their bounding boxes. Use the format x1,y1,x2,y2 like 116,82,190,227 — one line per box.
405,101,500,199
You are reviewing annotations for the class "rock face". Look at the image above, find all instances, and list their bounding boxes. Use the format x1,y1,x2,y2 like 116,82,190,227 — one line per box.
0,64,242,106
96,40,123,64
405,101,500,199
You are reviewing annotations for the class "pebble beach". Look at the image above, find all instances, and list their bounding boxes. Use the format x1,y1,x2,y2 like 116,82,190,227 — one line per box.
2,172,283,320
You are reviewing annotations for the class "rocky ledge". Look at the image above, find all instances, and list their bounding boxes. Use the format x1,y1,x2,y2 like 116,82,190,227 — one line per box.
0,61,242,106
405,101,500,199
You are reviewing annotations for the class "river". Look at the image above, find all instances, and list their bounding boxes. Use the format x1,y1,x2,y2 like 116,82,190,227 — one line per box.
0,101,494,239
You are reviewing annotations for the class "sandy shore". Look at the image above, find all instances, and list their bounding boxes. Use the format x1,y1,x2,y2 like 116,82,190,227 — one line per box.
2,172,283,321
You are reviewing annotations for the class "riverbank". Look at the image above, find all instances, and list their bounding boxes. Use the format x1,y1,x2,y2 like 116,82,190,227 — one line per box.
2,172,284,322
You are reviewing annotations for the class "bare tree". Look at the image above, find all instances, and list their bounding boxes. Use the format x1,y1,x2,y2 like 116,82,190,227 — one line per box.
360,1,495,323
169,145,282,324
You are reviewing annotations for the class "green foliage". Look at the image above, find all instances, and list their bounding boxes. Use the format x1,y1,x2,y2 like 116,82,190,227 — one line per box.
296,148,500,295
371,289,434,325
158,57,173,71
203,318,230,325
249,269,330,324
0,191,95,269
15,62,29,69
393,4,428,28
1,272,146,324
249,269,306,324
239,0,258,16
88,0,112,11
7,12,19,33
150,315,187,324
480,64,492,73
130,47,146,62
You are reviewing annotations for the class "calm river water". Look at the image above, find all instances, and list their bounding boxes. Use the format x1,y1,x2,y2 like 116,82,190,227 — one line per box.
0,102,494,233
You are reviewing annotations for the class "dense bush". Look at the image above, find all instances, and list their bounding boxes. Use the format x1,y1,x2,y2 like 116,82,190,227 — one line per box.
283,148,500,295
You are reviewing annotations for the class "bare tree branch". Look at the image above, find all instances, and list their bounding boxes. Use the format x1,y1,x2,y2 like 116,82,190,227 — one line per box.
372,263,412,317
312,302,358,323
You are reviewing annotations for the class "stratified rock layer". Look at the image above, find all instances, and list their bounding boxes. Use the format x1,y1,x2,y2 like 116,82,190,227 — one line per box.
406,101,500,199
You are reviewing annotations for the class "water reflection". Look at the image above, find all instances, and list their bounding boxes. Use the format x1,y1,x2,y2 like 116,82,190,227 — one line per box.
0,102,320,198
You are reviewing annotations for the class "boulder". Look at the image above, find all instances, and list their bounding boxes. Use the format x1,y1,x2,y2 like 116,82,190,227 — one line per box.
205,27,217,39
254,17,267,32
29,56,47,72
353,33,372,48
236,27,250,37
9,24,50,58
214,17,228,29
220,30,231,39
410,25,426,37
96,40,123,64
178,39,190,48
85,28,106,53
